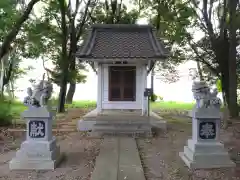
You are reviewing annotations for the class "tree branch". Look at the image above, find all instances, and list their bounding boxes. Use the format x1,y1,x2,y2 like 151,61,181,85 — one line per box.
116,0,123,23
76,0,92,41
73,0,82,21
208,0,214,22
188,39,219,76
190,1,209,33
202,0,215,37
219,0,228,38
0,0,40,62
42,59,50,80
51,12,62,29
86,0,99,24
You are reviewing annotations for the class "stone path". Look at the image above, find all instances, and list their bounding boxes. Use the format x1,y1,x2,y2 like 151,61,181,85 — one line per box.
91,137,145,180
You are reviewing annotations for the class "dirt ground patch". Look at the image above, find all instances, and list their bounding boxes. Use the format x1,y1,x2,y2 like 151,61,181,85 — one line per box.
0,108,101,180
1,108,94,140
0,132,102,180
137,120,240,180
2,107,240,180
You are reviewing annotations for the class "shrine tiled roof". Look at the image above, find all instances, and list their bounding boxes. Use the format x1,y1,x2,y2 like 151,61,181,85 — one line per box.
75,24,169,60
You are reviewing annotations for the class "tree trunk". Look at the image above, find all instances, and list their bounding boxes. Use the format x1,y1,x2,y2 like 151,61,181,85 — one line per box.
65,57,76,105
196,61,204,80
228,0,238,118
0,58,5,97
219,53,230,105
58,76,68,112
57,0,69,113
0,86,4,97
66,83,76,104
0,0,40,61
213,37,230,105
10,81,15,99
65,15,77,105
221,74,229,105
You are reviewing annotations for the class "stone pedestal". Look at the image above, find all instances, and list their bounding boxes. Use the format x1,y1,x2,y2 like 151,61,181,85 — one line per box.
179,108,235,169
9,107,62,170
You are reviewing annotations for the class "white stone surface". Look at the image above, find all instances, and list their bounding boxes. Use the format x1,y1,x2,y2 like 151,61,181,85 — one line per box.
9,138,61,170
191,108,221,119
180,112,235,168
21,106,55,118
179,140,235,169
78,119,96,131
9,107,62,170
179,82,235,169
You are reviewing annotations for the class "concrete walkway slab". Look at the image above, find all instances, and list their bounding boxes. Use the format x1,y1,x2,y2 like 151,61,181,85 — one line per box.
90,137,146,180
90,137,119,180
118,138,145,180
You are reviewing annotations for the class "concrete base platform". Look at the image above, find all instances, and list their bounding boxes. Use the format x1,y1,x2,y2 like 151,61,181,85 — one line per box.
90,137,145,180
179,140,235,169
77,109,166,136
78,120,95,131
9,137,63,170
9,156,62,170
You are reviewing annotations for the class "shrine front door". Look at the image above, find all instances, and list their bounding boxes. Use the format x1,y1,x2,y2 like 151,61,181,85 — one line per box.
108,66,136,101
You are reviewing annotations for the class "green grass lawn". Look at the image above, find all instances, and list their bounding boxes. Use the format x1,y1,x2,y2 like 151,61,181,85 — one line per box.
9,100,194,117
151,101,194,111
66,100,97,109
10,101,27,117
2,100,194,126
66,100,194,111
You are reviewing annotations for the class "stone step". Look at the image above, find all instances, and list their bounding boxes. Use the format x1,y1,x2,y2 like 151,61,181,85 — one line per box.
95,117,150,121
93,126,151,131
92,128,152,137
93,124,151,130
92,123,152,136
93,123,151,127
84,116,151,123
103,116,156,121
91,131,152,138
94,121,151,125
93,129,151,133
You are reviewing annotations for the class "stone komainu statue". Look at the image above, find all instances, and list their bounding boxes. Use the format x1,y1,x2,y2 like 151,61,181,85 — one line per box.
23,80,53,107
192,81,221,109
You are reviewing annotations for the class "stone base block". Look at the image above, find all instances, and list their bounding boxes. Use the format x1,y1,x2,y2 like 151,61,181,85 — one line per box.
9,137,62,170
150,120,167,130
77,120,95,131
179,140,235,169
9,158,61,170
90,131,153,138
150,112,167,130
